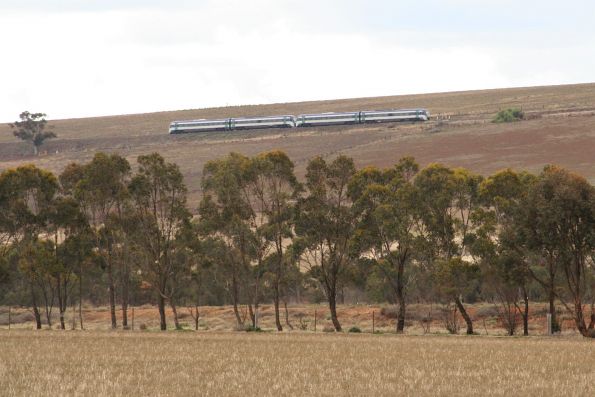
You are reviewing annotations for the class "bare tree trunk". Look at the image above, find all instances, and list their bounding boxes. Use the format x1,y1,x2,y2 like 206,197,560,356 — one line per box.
522,287,529,336
455,296,473,335
122,265,129,328
248,303,255,327
329,293,342,332
231,273,243,329
107,260,117,329
251,275,260,328
192,306,199,330
79,263,84,330
57,275,66,330
548,288,559,333
274,282,283,331
572,298,588,337
170,299,181,330
158,294,167,331
31,286,42,330
395,261,406,333
283,299,293,330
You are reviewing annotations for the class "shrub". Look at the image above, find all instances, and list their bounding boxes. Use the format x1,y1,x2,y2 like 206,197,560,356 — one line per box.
348,326,362,333
245,325,262,332
139,323,148,331
493,108,525,123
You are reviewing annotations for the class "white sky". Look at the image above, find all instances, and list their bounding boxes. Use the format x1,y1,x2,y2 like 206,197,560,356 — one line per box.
0,0,594,122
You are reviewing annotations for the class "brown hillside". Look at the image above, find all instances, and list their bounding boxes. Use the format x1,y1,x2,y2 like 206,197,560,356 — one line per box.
1,83,594,207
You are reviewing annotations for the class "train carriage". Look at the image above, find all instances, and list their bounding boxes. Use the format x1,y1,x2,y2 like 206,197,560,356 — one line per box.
359,109,429,123
169,119,230,134
231,115,295,130
295,112,360,127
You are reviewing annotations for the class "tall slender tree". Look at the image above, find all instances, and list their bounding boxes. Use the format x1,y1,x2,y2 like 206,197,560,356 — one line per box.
414,164,482,334
349,157,420,333
522,166,595,337
295,155,356,332
199,152,258,329
248,151,301,331
0,165,58,328
129,153,190,330
73,153,131,329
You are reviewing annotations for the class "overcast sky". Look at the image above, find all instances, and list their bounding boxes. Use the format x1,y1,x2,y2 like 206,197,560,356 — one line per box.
0,0,593,122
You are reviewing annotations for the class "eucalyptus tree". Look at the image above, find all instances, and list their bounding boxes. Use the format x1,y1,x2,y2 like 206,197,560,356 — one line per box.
474,169,535,335
128,153,190,330
413,164,483,334
199,152,259,329
294,155,356,332
9,111,56,156
247,151,301,331
522,166,595,337
71,153,131,329
0,165,58,328
348,157,420,333
49,197,91,329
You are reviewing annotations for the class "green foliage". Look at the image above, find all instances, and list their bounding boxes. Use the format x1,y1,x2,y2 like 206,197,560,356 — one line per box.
245,325,263,332
0,149,594,337
433,257,481,300
492,108,525,123
9,111,57,155
348,326,361,333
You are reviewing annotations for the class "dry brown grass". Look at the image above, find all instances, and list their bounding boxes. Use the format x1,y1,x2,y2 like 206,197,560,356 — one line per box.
1,83,595,207
0,330,593,396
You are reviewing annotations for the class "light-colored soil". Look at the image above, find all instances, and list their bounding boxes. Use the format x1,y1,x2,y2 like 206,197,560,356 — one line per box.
1,331,593,396
1,83,595,207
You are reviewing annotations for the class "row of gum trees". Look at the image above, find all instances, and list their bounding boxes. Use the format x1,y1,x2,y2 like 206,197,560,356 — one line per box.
1,150,594,336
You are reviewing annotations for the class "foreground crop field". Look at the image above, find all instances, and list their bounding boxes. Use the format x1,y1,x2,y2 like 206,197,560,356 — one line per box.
0,331,593,396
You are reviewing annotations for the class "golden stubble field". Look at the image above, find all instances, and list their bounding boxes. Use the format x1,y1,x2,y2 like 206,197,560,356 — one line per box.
0,331,593,396
1,83,595,207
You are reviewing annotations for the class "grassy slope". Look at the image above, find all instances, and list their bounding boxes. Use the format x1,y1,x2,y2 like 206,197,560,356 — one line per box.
1,83,595,206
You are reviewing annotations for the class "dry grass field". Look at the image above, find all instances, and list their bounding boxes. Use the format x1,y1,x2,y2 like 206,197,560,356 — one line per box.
0,331,594,396
1,83,595,206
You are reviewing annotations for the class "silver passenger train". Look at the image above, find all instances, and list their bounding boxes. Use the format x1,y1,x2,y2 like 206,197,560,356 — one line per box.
169,108,429,134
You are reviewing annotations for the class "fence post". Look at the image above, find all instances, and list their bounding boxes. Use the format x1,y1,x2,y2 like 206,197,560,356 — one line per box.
372,310,375,334
132,307,135,331
314,310,317,332
8,307,11,330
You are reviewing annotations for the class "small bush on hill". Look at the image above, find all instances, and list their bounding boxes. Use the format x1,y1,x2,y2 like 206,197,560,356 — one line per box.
348,326,362,333
493,108,525,123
